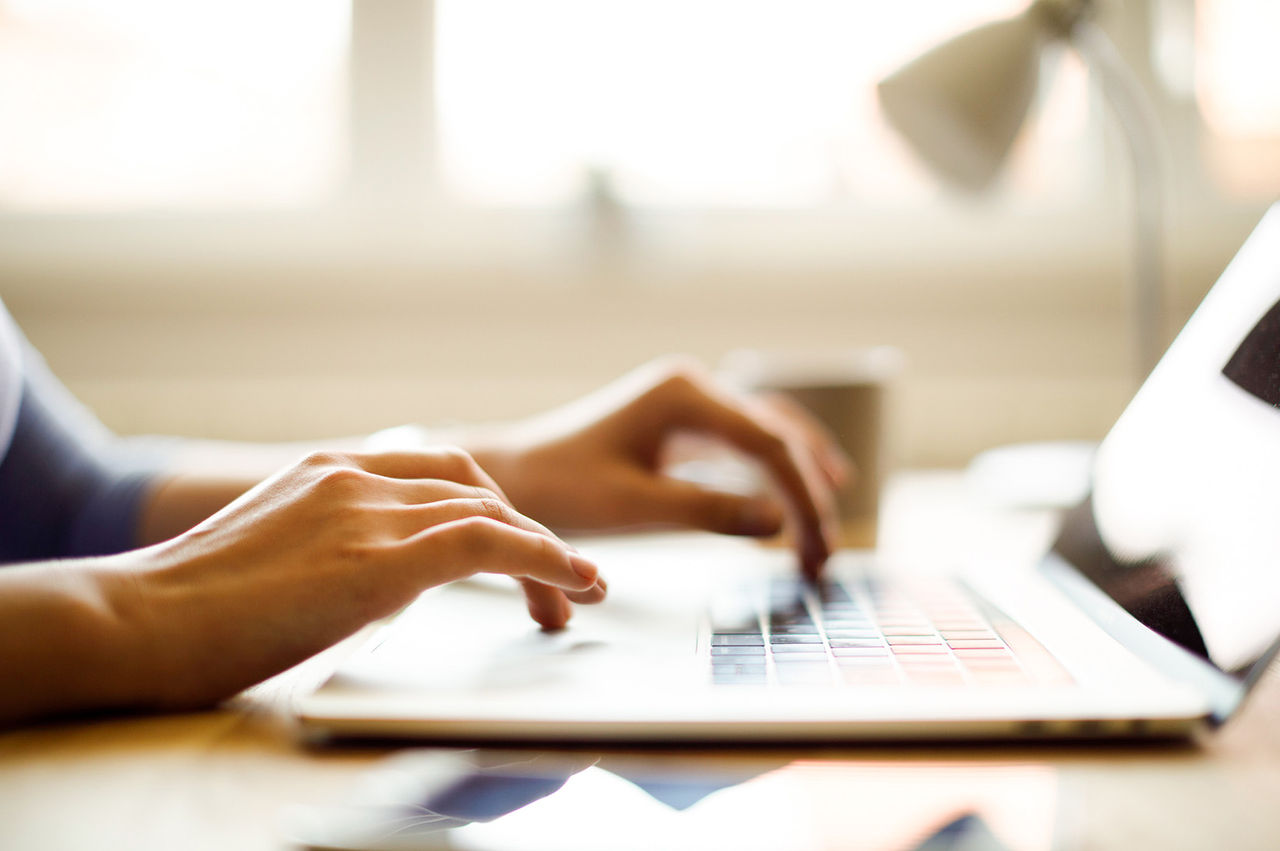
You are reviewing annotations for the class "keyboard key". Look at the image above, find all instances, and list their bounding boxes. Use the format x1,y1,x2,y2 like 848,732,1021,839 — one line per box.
712,634,764,646
769,619,815,632
834,650,896,665
829,638,886,648
822,620,875,631
711,645,765,656
773,652,829,664
874,612,924,622
712,658,766,669
816,582,853,603
770,634,822,644
886,635,944,645
901,659,963,671
771,624,822,635
772,644,828,654
831,647,891,657
712,673,767,686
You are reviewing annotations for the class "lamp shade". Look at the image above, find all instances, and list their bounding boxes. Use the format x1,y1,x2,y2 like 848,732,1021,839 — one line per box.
877,10,1048,191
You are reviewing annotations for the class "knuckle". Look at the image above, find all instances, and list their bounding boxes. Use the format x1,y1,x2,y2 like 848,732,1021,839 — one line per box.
654,353,704,380
657,360,702,392
435,445,480,479
475,497,511,523
312,464,371,495
300,449,349,469
530,529,561,563
452,515,504,557
468,485,502,504
644,357,714,408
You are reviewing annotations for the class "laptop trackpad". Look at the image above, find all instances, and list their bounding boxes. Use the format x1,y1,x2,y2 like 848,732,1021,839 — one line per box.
325,572,710,696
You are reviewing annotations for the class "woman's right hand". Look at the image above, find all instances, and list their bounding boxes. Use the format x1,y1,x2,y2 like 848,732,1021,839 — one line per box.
107,448,605,711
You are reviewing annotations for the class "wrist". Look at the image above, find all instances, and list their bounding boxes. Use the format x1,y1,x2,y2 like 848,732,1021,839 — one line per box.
82,549,178,712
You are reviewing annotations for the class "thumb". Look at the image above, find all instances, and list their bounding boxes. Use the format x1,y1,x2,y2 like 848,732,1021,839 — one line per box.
640,477,785,537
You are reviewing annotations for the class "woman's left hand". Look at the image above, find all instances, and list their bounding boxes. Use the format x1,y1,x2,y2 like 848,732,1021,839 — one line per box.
469,358,848,578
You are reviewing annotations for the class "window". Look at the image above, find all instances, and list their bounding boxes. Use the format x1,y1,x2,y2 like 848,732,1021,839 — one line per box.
435,0,1089,208
1191,0,1280,197
0,0,347,210
0,0,1274,215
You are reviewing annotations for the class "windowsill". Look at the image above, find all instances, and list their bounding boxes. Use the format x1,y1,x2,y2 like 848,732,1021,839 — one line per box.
0,193,1267,316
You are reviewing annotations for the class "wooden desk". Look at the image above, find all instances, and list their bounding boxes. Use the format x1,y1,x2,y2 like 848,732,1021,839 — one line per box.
2,473,1278,850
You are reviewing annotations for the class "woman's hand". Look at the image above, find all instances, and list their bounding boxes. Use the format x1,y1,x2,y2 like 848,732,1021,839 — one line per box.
470,358,848,578
101,449,604,712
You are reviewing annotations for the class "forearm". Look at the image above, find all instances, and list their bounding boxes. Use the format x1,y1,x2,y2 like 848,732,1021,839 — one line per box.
137,474,261,546
0,556,154,726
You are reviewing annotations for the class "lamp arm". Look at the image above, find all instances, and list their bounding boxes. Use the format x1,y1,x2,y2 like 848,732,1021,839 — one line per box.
1071,19,1167,381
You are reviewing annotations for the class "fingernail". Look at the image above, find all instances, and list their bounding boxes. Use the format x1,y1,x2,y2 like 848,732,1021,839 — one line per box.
569,554,599,582
737,498,784,536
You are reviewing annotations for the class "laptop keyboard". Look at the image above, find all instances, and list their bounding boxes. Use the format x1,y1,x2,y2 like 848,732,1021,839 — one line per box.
709,576,1057,688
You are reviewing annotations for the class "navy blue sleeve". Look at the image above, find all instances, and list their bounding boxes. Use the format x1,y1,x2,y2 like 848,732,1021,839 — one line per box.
0,341,170,563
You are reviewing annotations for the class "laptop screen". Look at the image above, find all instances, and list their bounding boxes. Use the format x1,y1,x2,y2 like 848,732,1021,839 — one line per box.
1054,204,1280,681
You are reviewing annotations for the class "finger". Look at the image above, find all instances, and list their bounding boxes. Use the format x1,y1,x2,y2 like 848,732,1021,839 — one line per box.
346,448,510,501
382,498,600,630
565,575,607,605
754,393,853,489
381,497,562,542
397,517,601,592
519,578,573,630
375,477,511,509
517,576,607,630
662,378,837,575
627,473,786,538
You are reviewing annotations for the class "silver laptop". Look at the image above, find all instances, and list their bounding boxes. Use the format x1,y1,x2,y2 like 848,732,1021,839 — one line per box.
298,205,1280,743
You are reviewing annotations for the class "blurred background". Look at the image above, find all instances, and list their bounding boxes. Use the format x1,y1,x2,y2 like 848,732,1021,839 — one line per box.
1,0,1276,467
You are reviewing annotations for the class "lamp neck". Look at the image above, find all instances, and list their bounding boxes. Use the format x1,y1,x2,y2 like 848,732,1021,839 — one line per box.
1029,0,1093,38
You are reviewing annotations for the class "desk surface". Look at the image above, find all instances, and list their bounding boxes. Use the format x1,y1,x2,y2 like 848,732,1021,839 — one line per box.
2,472,1278,850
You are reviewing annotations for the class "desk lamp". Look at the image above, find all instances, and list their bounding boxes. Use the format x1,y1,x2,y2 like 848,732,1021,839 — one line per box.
877,0,1166,506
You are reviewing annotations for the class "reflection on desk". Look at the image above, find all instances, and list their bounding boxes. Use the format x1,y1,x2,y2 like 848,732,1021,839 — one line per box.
284,749,1055,851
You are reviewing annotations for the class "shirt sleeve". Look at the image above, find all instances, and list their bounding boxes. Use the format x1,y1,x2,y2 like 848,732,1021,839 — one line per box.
0,334,171,563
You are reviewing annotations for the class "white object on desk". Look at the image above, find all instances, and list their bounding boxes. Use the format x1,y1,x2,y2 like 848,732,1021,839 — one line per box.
966,440,1095,509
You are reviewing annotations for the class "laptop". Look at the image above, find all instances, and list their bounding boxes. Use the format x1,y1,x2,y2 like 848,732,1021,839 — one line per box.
297,204,1280,743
